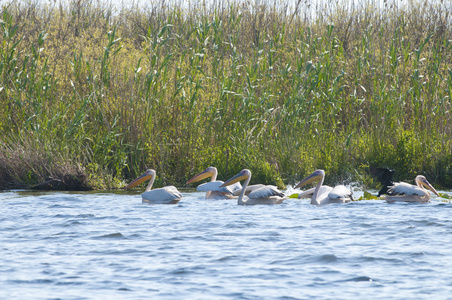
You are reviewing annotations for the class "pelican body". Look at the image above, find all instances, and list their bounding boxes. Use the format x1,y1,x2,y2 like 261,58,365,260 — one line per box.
297,187,316,199
124,169,182,204
295,169,353,205
220,169,286,205
385,175,439,203
186,166,241,199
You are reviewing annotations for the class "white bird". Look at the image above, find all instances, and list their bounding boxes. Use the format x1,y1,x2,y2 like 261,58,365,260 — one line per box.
124,169,182,204
220,169,286,205
385,175,439,203
186,166,241,199
295,169,353,205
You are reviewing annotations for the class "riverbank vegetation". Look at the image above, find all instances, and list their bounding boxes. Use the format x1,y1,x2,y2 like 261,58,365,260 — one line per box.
0,0,451,190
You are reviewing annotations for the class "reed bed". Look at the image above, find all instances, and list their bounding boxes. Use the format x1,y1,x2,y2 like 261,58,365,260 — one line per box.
0,0,451,190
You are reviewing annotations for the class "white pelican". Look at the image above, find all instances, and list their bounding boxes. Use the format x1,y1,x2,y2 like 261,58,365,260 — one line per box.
295,169,353,205
220,169,286,205
186,166,241,199
124,169,182,204
385,175,439,203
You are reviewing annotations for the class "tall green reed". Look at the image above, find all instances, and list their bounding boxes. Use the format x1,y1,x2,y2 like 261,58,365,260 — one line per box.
1,0,451,189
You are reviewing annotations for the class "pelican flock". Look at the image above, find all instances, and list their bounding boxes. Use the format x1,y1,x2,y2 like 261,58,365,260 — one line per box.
220,169,287,205
295,169,353,205
124,167,442,205
124,169,182,204
385,175,440,203
186,166,241,199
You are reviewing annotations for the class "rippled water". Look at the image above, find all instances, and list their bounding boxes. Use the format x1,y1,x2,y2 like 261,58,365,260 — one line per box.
2,188,452,299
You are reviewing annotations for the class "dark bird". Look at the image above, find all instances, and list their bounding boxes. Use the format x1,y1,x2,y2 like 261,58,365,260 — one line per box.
370,167,395,197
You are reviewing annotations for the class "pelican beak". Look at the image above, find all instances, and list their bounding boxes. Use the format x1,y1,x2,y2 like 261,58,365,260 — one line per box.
220,171,247,187
124,172,153,190
186,169,213,184
295,173,322,189
421,178,440,197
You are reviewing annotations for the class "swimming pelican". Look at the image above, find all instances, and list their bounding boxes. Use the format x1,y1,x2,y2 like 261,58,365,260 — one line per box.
186,166,241,199
220,169,286,205
385,175,439,203
295,169,353,205
124,169,182,204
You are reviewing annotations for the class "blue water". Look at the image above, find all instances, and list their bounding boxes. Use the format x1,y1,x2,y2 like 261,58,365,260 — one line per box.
1,189,452,299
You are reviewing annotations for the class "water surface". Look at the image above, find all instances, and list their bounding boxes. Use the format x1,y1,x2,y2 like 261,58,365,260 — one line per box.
1,189,452,299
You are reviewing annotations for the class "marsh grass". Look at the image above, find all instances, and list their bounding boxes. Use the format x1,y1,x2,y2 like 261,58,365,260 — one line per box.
0,0,451,190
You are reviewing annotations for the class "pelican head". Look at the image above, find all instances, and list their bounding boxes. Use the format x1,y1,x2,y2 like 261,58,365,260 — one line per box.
186,166,216,184
220,169,250,187
415,175,440,197
124,169,156,190
295,169,325,189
